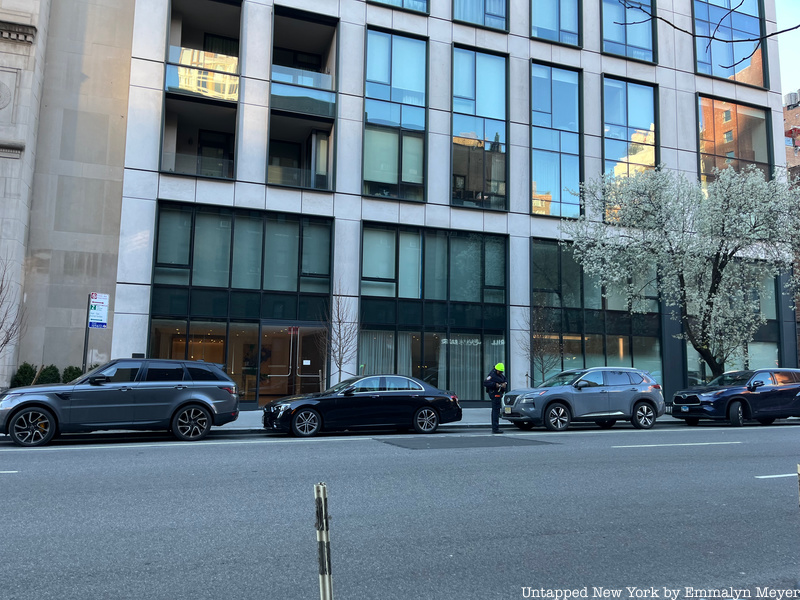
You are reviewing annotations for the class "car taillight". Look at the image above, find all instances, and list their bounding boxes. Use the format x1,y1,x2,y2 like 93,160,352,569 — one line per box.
220,386,236,395
651,384,662,391
450,394,460,405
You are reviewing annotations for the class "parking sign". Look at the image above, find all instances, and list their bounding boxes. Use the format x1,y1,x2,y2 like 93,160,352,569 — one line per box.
88,292,109,329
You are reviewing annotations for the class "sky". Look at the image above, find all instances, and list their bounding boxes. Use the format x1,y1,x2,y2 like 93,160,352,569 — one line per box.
776,0,800,96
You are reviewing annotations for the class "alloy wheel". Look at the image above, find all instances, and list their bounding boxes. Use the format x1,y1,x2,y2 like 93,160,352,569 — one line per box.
176,407,209,440
11,410,54,446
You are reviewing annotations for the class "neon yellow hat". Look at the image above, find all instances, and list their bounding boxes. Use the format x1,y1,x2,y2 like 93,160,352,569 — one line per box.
495,363,505,372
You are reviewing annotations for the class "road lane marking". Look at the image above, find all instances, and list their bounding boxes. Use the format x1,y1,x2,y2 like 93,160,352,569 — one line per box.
755,473,796,479
0,470,19,473
612,441,743,448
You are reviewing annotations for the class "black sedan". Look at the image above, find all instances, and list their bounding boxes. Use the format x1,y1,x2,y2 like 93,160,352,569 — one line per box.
263,374,462,437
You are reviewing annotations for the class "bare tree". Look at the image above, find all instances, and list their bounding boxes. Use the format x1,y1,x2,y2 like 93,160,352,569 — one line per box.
318,280,360,384
0,255,25,364
518,308,563,387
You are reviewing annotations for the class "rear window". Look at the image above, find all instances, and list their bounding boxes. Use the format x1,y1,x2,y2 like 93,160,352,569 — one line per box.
186,365,225,381
628,372,644,384
605,371,632,386
772,371,797,385
144,363,186,382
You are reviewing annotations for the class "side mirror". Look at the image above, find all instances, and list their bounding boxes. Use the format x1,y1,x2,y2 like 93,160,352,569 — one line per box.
342,386,355,396
575,380,589,389
750,380,765,390
89,374,108,385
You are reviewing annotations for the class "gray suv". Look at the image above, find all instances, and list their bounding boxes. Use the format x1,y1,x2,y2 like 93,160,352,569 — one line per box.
0,359,239,447
501,367,665,431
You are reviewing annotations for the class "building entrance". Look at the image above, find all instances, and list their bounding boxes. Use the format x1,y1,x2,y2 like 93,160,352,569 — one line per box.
256,324,327,406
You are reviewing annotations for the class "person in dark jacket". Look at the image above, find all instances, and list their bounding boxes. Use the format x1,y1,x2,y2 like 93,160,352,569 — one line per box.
484,363,507,433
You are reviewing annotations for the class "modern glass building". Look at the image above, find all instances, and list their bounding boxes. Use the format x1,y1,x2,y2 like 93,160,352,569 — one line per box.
2,0,793,407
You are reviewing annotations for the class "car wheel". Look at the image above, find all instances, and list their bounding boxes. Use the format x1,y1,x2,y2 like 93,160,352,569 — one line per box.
757,418,775,425
9,407,57,447
543,402,570,432
514,421,536,430
632,402,656,429
413,407,439,434
684,418,700,426
596,419,616,429
728,400,744,427
172,405,212,441
291,408,321,437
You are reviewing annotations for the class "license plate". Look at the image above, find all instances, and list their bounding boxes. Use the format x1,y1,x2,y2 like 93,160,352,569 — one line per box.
504,406,511,414
681,406,688,412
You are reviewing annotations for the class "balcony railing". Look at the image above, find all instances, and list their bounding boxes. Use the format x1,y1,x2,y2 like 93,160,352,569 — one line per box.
168,46,239,74
270,83,335,118
161,151,234,180
267,165,329,190
271,64,332,90
165,64,239,102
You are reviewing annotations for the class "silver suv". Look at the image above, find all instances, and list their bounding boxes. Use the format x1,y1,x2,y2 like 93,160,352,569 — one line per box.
0,359,239,447
501,367,665,431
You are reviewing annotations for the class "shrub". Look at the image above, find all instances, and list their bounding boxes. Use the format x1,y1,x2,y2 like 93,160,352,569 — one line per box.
62,366,83,383
37,365,61,385
10,362,37,388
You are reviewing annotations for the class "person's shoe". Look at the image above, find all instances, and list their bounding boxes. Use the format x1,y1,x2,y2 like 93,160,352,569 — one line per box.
492,429,503,434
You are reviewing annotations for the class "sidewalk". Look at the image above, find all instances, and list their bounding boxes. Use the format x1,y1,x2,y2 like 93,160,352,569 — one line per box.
217,407,495,432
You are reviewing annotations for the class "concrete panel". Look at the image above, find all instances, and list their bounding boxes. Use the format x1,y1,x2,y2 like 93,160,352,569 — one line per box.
111,312,150,361
241,1,272,82
117,197,156,285
236,103,268,184
123,86,163,171
122,168,159,200
131,0,169,62
196,179,235,206
234,182,267,209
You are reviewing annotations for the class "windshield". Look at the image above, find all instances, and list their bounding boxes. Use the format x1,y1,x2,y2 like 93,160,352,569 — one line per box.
540,371,583,388
324,377,361,394
707,371,754,387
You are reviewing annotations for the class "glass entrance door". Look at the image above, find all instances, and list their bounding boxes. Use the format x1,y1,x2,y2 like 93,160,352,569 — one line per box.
258,324,327,406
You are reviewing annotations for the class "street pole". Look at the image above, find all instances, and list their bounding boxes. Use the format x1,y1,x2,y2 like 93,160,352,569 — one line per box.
314,482,333,600
82,293,90,373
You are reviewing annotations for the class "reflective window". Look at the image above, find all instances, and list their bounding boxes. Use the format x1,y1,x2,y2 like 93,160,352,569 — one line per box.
101,362,141,383
603,0,653,61
364,31,426,201
579,371,604,386
454,0,506,29
354,376,382,392
698,97,769,184
371,0,428,11
750,371,774,387
773,371,796,385
531,64,580,218
193,209,232,288
532,0,579,45
605,371,630,386
694,0,764,86
145,363,185,382
452,49,507,210
603,78,657,178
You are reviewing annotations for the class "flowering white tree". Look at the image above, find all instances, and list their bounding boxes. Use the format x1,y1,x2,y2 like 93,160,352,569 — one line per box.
562,165,800,379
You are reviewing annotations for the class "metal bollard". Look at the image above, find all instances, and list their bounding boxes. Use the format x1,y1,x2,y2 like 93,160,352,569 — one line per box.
314,483,333,600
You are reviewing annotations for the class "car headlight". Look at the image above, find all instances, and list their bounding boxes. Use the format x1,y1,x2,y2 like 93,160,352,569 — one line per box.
0,393,21,408
276,403,292,416
520,391,547,404
698,391,724,402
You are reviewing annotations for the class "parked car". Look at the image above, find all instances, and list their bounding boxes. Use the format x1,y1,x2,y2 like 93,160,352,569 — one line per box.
501,367,665,431
0,358,239,447
263,374,462,437
671,368,800,426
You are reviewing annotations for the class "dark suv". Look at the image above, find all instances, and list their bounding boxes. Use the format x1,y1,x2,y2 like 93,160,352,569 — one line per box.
0,359,239,447
671,368,800,426
501,367,665,431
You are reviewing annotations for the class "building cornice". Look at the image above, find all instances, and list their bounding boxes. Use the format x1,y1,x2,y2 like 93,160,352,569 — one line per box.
0,21,36,44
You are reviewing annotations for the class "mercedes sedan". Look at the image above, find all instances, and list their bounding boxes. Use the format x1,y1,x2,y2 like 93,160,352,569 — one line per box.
263,375,462,437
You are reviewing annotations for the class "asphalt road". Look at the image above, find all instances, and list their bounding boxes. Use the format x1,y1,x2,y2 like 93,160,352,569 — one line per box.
1,421,799,600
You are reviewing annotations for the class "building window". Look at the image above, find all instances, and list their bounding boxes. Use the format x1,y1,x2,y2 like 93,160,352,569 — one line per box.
602,0,654,62
698,96,769,183
694,0,764,87
370,0,428,11
363,31,426,201
603,77,657,177
452,48,507,210
453,0,506,29
531,0,579,45
531,63,580,218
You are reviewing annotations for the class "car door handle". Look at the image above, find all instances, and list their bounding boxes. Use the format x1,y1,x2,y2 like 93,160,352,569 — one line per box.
174,385,186,390
119,387,130,392
370,395,380,398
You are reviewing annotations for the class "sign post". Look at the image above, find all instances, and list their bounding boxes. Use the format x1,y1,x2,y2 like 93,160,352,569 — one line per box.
83,292,109,373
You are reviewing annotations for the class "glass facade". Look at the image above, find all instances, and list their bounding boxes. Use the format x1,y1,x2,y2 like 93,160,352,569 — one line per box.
371,0,427,11
452,48,507,210
694,0,764,87
602,0,654,62
603,77,657,177
698,96,769,183
364,30,426,201
453,0,506,29
531,63,580,217
360,225,507,401
531,0,579,45
530,239,662,386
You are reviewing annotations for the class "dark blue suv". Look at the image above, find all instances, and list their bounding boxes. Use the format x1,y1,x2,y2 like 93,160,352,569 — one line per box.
671,368,800,426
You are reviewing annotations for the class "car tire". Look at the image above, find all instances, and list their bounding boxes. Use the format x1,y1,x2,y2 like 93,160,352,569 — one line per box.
757,417,775,425
596,419,616,429
728,400,744,427
543,402,570,432
514,421,536,430
9,407,57,447
413,407,439,434
171,405,212,441
291,408,322,437
631,402,656,429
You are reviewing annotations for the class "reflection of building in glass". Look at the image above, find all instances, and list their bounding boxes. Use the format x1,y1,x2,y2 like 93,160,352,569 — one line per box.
452,133,506,209
785,93,800,179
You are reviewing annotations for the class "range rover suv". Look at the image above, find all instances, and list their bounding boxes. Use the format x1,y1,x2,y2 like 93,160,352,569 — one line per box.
501,367,665,431
0,358,239,447
671,368,800,426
